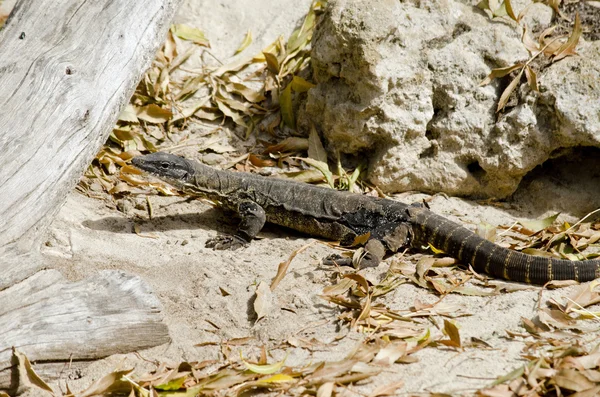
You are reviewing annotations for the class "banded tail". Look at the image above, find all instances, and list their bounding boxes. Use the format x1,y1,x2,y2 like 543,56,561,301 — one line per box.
409,208,600,284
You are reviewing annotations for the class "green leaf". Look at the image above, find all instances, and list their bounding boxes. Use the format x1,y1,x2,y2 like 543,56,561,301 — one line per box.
155,375,188,391
263,51,280,74
297,157,334,188
171,24,210,47
290,76,316,92
280,83,295,128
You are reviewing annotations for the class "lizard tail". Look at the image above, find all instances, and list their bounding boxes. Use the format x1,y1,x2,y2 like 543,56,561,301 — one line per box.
409,208,600,284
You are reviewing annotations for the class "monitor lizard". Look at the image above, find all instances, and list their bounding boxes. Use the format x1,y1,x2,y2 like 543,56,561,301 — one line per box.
132,152,600,285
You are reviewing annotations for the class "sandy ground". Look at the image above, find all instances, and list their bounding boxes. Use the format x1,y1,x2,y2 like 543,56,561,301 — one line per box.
25,0,600,395
39,149,600,395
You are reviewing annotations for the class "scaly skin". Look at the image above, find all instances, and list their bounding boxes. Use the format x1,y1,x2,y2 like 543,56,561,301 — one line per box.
132,152,600,284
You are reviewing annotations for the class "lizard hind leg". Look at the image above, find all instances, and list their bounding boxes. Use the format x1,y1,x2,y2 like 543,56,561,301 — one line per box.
206,200,266,250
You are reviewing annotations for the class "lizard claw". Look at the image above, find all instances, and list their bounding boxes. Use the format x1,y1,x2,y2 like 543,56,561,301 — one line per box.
206,235,248,250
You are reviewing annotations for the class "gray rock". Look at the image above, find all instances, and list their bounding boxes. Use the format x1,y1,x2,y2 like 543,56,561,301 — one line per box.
300,0,600,198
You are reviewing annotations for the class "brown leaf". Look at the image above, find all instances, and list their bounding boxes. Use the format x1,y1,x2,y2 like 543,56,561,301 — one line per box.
554,368,596,392
524,65,539,91
79,369,134,397
497,69,524,112
443,319,462,348
308,124,328,163
264,137,308,154
270,241,316,290
480,63,523,86
553,13,581,61
13,349,55,395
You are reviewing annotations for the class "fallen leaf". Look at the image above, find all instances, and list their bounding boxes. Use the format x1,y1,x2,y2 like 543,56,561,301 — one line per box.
296,157,334,188
553,13,581,61
136,104,173,123
13,349,55,395
264,137,308,153
254,281,272,321
291,75,316,92
368,381,405,397
519,213,560,233
497,69,523,112
241,352,286,374
235,30,252,54
79,369,134,397
171,24,210,47
280,83,294,128
308,124,328,163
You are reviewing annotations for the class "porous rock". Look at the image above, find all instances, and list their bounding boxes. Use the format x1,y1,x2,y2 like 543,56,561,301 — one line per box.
300,0,600,198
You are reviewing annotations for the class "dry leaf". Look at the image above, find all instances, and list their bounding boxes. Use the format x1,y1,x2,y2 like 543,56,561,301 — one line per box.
137,104,173,123
553,13,581,61
171,24,210,47
254,281,272,321
13,349,55,395
264,137,308,153
368,381,405,397
235,30,252,54
497,69,523,112
308,124,328,163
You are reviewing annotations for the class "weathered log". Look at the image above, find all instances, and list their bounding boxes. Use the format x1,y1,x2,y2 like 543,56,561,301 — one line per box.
0,0,179,284
0,270,170,392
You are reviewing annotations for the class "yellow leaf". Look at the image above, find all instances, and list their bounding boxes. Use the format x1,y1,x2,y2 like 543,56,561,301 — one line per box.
241,352,287,374
428,243,445,254
171,24,210,47
136,104,173,123
235,30,253,55
118,104,139,123
257,374,295,383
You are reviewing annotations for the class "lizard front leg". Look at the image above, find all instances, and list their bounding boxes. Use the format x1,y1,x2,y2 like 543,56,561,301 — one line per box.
206,201,266,250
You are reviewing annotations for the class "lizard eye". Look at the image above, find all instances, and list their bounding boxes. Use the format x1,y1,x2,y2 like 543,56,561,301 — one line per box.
160,162,169,169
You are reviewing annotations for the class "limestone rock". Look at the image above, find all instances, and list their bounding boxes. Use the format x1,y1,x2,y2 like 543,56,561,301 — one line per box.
300,0,600,198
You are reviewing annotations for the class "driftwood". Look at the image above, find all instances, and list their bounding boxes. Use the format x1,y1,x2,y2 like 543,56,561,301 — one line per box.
0,270,170,390
0,0,181,392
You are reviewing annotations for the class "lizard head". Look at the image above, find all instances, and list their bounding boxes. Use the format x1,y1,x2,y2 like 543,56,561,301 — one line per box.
132,152,195,188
